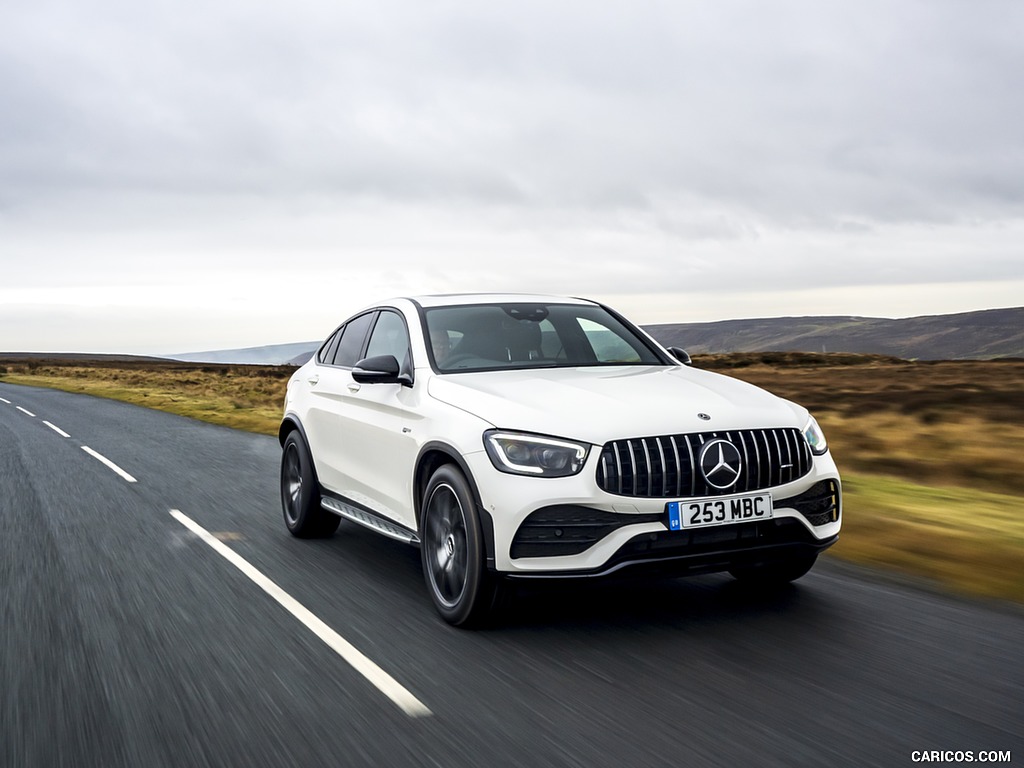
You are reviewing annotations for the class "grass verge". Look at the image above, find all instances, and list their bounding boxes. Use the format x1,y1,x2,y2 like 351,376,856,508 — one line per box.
837,474,1024,603
1,369,284,435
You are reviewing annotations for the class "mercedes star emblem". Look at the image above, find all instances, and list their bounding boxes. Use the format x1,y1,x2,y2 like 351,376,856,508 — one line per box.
699,439,743,490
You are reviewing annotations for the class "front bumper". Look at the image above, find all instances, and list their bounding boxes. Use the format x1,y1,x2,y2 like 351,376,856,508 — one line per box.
466,448,842,575
504,518,837,579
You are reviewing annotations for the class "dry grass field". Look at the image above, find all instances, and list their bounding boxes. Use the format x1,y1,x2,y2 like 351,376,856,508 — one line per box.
3,353,1023,602
701,353,1024,602
699,353,1024,496
0,359,291,434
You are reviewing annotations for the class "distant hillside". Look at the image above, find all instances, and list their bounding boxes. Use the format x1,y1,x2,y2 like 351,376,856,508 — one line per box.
645,307,1024,360
164,306,1022,365
170,342,319,366
285,346,320,366
0,352,172,364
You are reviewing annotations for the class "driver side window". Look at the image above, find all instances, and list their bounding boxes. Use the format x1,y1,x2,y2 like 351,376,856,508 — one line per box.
364,310,412,370
577,318,643,363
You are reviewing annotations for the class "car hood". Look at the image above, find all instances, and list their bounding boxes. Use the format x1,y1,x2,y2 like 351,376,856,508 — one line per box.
426,365,807,445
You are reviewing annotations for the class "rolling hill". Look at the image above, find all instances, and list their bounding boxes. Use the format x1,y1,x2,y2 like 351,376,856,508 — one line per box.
155,306,1023,365
645,307,1023,360
170,342,320,366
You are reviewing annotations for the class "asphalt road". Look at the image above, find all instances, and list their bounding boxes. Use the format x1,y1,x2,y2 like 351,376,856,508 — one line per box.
2,381,1021,768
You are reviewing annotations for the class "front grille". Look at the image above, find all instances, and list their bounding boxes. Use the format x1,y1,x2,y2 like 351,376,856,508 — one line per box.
596,428,812,498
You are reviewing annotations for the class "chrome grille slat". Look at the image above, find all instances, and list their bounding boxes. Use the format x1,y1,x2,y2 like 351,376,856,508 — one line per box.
618,442,634,495
737,431,752,493
597,427,813,498
655,438,668,497
771,431,782,487
612,442,624,495
779,429,790,484
760,430,771,488
684,435,697,496
750,430,762,489
669,436,683,497
788,430,797,482
640,439,653,497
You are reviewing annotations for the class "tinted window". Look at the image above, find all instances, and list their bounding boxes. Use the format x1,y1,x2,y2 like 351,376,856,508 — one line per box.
424,303,663,372
577,317,643,363
331,312,375,367
364,311,411,368
317,330,340,365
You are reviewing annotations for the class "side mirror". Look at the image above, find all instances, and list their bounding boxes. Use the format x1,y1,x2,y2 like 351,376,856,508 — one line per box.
353,355,410,385
667,346,692,366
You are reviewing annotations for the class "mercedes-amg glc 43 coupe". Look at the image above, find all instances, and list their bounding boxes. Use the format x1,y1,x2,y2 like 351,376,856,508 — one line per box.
279,294,841,626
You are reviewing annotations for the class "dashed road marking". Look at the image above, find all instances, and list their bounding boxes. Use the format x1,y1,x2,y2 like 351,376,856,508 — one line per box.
0,397,11,404
43,421,71,438
81,446,138,483
169,509,432,719
16,406,36,417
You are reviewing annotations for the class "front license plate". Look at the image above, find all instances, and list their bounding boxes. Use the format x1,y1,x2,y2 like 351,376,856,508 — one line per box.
667,493,773,531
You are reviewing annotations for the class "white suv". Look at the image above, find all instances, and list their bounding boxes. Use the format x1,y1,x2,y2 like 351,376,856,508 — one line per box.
280,295,841,626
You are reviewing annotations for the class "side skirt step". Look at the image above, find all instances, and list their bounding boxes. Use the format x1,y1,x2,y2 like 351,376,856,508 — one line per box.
320,496,420,545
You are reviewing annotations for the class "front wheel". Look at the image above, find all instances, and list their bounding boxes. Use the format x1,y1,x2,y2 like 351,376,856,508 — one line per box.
729,554,817,585
280,431,340,538
420,465,500,627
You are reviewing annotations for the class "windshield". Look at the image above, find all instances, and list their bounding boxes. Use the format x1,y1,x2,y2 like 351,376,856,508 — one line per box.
424,303,666,372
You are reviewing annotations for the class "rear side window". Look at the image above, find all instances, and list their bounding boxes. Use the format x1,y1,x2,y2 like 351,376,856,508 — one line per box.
331,312,375,367
317,330,341,365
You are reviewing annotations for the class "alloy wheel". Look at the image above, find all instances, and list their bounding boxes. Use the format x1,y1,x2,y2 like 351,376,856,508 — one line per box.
424,483,469,608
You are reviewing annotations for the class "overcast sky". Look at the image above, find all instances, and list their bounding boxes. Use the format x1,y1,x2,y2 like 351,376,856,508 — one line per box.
2,0,1022,354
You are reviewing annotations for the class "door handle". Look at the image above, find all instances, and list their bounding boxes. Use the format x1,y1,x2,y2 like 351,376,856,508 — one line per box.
347,383,361,393
307,375,319,385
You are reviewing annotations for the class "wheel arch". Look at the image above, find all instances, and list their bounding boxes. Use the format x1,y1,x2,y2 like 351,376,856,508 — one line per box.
279,414,306,446
415,442,496,568
279,415,324,489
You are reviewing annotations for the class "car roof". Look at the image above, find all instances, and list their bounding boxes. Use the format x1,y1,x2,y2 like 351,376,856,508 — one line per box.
405,293,598,309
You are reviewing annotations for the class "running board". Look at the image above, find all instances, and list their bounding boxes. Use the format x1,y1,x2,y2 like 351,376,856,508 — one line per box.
321,497,420,545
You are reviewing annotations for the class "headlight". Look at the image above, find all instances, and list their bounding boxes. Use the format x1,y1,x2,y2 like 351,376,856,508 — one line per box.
483,430,590,477
803,415,828,456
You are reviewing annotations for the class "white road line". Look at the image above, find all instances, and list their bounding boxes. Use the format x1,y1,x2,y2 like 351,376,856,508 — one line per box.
81,446,138,483
169,509,432,719
16,406,36,417
0,397,10,404
43,421,71,438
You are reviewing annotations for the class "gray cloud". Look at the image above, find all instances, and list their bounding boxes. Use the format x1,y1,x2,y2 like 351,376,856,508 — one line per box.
1,0,1022,351
5,0,1022,214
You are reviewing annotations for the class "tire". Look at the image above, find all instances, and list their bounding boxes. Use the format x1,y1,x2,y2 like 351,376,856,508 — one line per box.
280,431,340,538
729,554,817,585
420,465,501,627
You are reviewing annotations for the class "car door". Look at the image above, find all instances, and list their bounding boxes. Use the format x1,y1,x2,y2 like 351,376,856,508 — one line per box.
332,309,423,528
304,310,375,494
307,308,422,527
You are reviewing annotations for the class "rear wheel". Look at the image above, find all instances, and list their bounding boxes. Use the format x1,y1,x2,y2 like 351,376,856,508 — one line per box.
420,465,501,627
280,431,340,538
729,554,817,585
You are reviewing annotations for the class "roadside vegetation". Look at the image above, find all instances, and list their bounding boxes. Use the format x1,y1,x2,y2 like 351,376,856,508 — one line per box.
0,360,289,434
703,353,1024,602
3,353,1022,603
